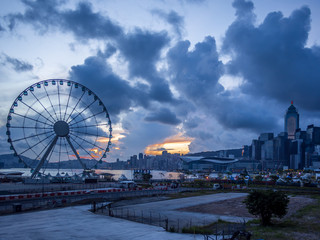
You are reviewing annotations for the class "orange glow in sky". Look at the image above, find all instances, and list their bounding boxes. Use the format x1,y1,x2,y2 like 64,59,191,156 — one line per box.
144,134,193,155
69,148,102,159
97,133,125,143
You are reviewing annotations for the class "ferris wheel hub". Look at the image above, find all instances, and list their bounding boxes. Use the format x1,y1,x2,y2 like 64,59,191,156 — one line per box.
53,120,69,137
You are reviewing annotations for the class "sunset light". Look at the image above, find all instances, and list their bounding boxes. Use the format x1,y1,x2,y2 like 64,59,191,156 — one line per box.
144,134,193,155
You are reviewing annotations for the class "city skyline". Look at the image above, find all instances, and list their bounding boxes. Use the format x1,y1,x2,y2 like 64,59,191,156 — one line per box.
1,0,320,161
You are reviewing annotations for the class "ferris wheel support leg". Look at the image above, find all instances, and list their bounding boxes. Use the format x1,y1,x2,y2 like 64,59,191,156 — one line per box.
65,135,88,172
31,135,59,179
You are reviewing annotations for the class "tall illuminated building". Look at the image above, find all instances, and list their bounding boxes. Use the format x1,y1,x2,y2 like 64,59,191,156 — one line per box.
284,102,299,140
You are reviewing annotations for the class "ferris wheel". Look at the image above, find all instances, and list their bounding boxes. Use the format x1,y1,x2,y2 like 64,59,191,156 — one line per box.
6,79,112,178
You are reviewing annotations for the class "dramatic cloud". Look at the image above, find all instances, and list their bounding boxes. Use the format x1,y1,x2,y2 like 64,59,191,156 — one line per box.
152,9,184,38
232,0,255,21
167,24,280,133
7,0,123,39
145,107,181,125
117,29,168,79
1,54,33,72
213,96,280,132
223,0,320,112
168,36,224,104
2,0,320,158
6,0,175,104
118,111,176,158
118,29,175,103
144,134,193,155
69,55,148,117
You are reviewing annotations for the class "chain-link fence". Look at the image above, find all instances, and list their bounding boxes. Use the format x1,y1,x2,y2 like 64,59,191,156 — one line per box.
98,205,246,237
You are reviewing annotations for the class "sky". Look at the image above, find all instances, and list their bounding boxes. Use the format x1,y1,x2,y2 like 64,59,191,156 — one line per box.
0,0,320,162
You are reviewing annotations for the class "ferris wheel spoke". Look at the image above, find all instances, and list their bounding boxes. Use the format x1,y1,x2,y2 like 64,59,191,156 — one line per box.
30,91,57,123
10,126,52,130
65,135,87,170
62,137,72,159
57,83,61,120
70,129,107,138
62,137,74,174
58,137,62,169
12,130,53,143
65,90,86,123
69,110,105,127
69,123,109,129
12,112,53,127
43,84,59,121
69,132,105,151
19,132,56,155
67,99,97,125
63,83,73,121
19,100,55,125
31,135,59,178
68,135,98,160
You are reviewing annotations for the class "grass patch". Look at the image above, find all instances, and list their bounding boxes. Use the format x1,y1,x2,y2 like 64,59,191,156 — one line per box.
246,195,320,240
180,219,245,235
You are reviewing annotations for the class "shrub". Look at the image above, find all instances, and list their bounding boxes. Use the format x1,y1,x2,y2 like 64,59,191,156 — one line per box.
244,190,289,226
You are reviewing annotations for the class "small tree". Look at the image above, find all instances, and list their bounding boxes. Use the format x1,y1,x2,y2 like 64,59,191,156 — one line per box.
244,190,289,226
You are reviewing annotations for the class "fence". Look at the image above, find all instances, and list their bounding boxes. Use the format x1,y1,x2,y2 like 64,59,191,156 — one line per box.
98,206,246,237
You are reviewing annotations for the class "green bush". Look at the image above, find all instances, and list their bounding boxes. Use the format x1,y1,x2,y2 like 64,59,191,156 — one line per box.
244,190,289,226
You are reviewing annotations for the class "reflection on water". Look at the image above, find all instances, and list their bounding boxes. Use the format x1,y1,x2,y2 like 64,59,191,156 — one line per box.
0,168,181,180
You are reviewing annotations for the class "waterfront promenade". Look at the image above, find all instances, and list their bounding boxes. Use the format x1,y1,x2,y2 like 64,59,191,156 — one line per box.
0,193,250,240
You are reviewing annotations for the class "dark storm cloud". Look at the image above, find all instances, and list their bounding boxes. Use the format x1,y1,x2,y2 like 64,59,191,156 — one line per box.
61,2,123,40
97,44,117,59
2,54,33,72
144,107,181,125
213,97,280,132
183,117,199,129
6,0,175,106
152,9,184,37
167,36,224,104
69,55,149,117
223,0,320,111
118,29,168,79
232,0,255,21
167,32,279,132
118,29,175,103
6,0,59,32
119,112,175,156
149,80,174,103
187,130,213,141
0,23,4,31
7,0,123,39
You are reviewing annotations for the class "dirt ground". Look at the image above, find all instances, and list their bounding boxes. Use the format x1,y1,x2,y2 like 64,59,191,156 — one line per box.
178,195,316,218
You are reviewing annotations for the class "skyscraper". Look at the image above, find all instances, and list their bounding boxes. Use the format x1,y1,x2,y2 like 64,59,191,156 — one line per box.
285,102,299,140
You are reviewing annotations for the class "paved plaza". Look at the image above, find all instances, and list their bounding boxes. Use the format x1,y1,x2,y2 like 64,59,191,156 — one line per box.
0,193,250,240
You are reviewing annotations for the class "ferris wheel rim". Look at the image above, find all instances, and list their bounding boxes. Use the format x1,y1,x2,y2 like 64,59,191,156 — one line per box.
6,79,112,177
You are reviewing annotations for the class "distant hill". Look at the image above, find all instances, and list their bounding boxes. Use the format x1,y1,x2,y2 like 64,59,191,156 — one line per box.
0,154,36,168
0,154,104,169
